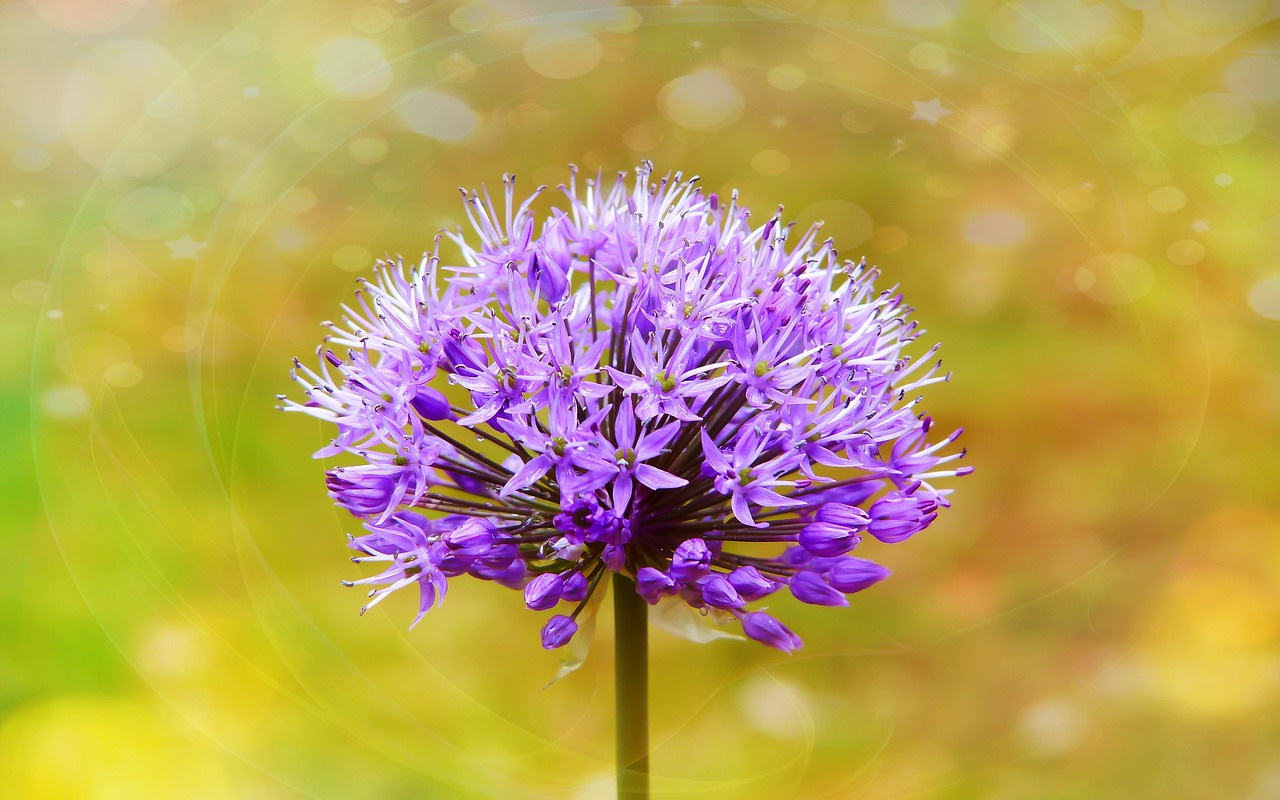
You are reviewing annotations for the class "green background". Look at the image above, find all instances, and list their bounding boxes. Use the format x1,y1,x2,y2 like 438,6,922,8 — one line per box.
5,0,1280,797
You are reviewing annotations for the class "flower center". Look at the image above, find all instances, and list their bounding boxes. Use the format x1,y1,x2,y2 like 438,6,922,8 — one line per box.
615,447,636,468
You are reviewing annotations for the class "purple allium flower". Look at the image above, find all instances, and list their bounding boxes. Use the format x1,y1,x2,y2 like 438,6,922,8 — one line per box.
281,163,968,653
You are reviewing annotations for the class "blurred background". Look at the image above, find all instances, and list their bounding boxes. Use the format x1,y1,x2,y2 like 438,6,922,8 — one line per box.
5,0,1280,797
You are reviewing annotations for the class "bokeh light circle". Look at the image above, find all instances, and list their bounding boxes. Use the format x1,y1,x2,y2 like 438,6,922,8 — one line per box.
1177,93,1255,145
796,199,874,250
54,332,134,384
61,40,199,174
986,0,1114,54
1166,239,1206,265
397,89,478,142
1162,0,1269,37
348,134,388,164
333,244,374,272
105,187,194,241
24,0,149,35
522,27,603,80
766,64,806,90
1075,252,1156,304
658,69,745,131
1147,186,1187,213
750,149,790,176
963,210,1029,246
1247,275,1280,320
1224,55,1280,102
313,37,393,101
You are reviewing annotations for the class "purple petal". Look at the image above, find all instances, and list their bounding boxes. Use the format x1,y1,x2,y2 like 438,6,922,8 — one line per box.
612,472,635,516
699,429,729,472
634,463,688,491
500,454,553,496
615,396,637,449
636,421,682,459
730,492,761,528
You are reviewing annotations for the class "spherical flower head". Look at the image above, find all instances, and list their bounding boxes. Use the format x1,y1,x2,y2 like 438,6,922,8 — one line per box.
281,163,969,653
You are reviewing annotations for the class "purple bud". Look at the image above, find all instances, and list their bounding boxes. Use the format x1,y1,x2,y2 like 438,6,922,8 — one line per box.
324,349,343,367
443,519,500,556
809,480,883,509
603,544,627,571
815,502,870,529
527,251,569,301
326,471,396,517
443,467,487,496
443,335,487,374
728,566,776,601
741,611,803,652
436,551,471,577
825,557,890,594
524,573,565,610
789,571,849,607
799,521,862,558
475,534,518,565
868,493,936,543
562,571,589,603
700,574,746,609
473,558,526,588
410,386,452,420
541,614,578,649
636,567,674,604
668,538,712,582
678,584,706,609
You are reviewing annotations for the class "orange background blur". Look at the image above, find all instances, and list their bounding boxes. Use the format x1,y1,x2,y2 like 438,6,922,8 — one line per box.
5,1,1280,797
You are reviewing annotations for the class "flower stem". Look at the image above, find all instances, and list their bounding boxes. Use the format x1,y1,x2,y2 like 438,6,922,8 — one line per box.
613,572,650,800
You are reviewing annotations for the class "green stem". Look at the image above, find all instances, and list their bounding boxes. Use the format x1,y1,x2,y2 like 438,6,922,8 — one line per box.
613,573,650,800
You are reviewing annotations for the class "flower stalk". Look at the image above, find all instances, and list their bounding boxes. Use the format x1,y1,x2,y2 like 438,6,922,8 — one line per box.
613,573,649,800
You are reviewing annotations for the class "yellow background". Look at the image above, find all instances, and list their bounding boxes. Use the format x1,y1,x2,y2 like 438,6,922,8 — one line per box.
5,0,1280,797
